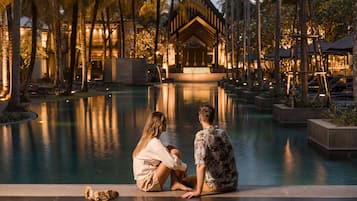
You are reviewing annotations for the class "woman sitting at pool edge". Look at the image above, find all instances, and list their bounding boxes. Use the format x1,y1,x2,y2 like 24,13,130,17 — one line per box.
132,111,192,192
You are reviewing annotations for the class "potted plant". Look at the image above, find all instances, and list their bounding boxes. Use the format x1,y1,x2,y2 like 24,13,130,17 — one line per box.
307,105,357,151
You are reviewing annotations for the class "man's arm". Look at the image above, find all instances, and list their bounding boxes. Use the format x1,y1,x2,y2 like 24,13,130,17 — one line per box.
181,164,206,199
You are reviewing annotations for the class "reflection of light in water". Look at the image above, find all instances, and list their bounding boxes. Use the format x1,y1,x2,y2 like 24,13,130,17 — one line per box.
1,127,12,176
218,87,226,123
183,84,210,104
314,160,327,183
160,84,176,121
217,87,234,127
77,96,121,160
38,103,51,164
40,103,50,148
284,138,293,180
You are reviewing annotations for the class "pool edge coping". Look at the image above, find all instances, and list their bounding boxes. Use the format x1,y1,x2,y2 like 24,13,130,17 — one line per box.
0,184,356,198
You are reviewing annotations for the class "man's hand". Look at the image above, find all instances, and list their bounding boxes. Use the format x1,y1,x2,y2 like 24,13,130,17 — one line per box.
181,190,200,199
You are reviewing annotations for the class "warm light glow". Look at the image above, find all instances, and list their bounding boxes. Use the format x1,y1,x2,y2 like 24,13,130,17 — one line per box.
41,32,47,48
283,138,294,181
314,161,327,183
183,67,210,74
163,63,168,78
40,103,50,148
183,85,210,104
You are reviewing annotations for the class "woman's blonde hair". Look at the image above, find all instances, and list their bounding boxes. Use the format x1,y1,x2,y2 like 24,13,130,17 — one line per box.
132,111,166,157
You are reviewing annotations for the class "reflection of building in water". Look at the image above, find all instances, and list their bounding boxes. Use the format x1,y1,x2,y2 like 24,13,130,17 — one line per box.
147,84,176,121
150,83,235,129
217,87,235,127
77,96,120,159
183,84,211,104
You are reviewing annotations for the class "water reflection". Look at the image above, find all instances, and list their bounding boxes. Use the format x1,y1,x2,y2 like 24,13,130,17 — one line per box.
0,83,356,184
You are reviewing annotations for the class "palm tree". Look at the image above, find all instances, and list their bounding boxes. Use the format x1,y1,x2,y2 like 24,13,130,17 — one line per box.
52,0,64,91
21,0,38,100
235,0,241,81
118,0,125,58
0,8,9,96
6,0,23,111
79,3,88,92
242,0,247,82
88,0,99,64
353,0,357,109
274,0,281,92
65,0,79,95
154,0,161,64
6,5,13,92
131,0,136,58
300,0,308,104
256,0,263,89
246,0,252,88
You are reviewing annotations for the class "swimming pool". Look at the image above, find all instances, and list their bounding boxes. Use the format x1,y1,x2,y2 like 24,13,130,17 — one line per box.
0,83,356,184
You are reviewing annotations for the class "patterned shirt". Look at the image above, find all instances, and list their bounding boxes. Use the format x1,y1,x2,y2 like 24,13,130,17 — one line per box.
194,126,238,190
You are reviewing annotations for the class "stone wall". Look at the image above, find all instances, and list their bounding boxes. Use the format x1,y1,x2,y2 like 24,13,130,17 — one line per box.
109,58,148,85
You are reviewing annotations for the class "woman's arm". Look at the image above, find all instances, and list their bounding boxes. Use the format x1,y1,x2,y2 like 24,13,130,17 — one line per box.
151,138,187,171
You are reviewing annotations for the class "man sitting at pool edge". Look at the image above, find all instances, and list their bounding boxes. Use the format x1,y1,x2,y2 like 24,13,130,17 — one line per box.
181,104,238,198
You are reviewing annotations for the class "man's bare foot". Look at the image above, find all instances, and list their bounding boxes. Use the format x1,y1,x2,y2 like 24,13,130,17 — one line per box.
170,182,192,191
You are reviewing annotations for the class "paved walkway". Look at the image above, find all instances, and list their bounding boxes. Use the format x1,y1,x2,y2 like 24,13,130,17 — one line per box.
0,184,356,201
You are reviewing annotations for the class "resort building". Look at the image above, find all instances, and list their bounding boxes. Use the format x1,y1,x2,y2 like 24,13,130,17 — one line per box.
165,0,226,82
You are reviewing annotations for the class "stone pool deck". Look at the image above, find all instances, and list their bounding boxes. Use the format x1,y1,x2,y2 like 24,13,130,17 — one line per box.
0,184,356,201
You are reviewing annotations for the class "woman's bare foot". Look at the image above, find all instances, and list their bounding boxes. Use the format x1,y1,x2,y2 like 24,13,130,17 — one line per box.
170,182,192,191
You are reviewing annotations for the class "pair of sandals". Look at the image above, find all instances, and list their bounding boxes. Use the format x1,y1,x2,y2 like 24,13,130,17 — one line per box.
84,186,119,201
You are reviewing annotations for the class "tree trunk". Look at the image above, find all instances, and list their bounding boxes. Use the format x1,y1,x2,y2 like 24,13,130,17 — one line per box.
246,0,251,88
242,0,247,82
154,0,160,64
1,10,8,95
230,0,235,80
118,0,125,58
101,11,108,60
65,0,79,95
52,0,63,90
88,0,99,64
132,0,136,58
21,0,38,100
235,0,241,81
274,0,281,92
167,0,175,74
6,5,12,87
80,12,88,92
225,0,230,79
256,0,263,89
6,0,23,111
300,0,309,104
105,7,113,58
353,0,357,109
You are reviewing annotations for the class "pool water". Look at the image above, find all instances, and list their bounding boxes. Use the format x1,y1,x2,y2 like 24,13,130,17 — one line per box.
0,83,356,184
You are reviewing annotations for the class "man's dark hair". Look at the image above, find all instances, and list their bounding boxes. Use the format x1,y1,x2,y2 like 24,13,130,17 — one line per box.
199,104,215,124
